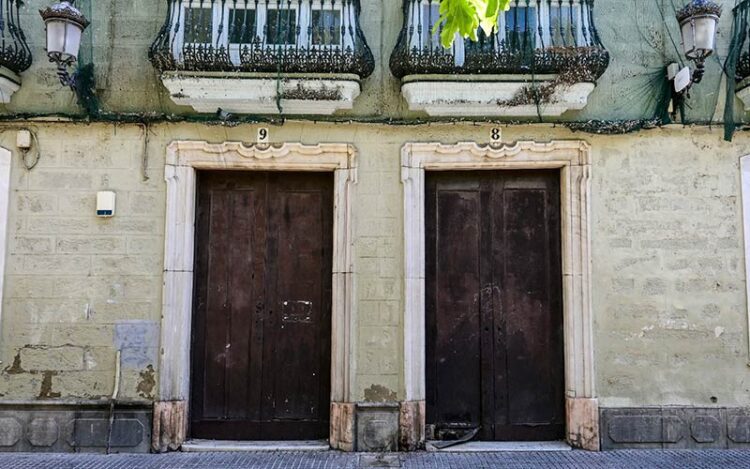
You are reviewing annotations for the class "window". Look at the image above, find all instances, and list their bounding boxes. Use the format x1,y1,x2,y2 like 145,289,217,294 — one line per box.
184,7,213,45
311,9,341,46
229,7,257,45
266,8,298,45
505,5,537,50
407,2,442,50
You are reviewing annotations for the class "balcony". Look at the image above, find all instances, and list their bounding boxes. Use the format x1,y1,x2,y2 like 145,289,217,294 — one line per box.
149,0,374,115
0,0,32,103
733,0,750,111
390,0,610,117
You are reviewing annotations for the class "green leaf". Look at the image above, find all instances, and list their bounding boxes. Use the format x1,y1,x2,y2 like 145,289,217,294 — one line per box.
434,0,511,47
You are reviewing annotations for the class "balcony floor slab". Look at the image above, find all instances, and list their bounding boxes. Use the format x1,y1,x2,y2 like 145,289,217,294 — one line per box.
160,71,361,116
401,76,595,118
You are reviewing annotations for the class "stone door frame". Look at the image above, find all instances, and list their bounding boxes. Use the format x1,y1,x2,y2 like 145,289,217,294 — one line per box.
400,141,599,450
154,141,358,451
741,155,750,360
0,147,11,338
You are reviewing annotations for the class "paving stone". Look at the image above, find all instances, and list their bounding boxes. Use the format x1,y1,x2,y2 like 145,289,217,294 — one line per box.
1,450,750,469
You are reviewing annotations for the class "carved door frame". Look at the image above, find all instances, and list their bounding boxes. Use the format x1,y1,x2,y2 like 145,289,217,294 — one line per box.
400,141,599,450
154,141,358,451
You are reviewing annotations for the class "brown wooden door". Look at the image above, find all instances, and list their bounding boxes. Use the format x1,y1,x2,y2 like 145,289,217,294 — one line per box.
191,171,333,440
425,170,564,441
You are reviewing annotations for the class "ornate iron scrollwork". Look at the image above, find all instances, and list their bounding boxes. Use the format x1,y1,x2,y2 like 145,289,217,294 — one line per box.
389,0,609,80
149,0,374,78
1,0,32,74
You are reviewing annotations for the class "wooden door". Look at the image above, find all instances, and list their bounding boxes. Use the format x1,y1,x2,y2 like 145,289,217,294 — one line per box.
425,170,564,441
191,171,333,440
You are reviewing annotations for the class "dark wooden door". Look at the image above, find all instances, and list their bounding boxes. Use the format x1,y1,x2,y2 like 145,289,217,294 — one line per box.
425,170,564,441
191,171,333,440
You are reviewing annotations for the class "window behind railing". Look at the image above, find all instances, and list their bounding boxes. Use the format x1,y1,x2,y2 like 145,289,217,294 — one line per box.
390,0,608,79
150,0,374,77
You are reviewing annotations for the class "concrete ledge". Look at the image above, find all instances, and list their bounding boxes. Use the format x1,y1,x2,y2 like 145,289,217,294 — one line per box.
181,439,329,452
426,440,572,452
160,71,361,115
400,75,595,117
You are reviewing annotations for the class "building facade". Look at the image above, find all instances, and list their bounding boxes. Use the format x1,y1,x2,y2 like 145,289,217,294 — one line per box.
0,0,749,453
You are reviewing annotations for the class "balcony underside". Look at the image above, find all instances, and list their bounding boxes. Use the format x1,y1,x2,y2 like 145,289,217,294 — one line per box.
160,71,361,115
400,74,595,117
737,77,750,112
0,66,21,104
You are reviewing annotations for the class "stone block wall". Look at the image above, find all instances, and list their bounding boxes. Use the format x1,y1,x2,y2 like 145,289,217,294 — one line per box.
592,129,750,408
0,125,163,403
0,122,748,451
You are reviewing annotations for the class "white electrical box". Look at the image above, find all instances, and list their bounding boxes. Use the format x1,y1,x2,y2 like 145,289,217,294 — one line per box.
674,67,691,93
667,62,680,80
16,130,31,150
96,191,116,217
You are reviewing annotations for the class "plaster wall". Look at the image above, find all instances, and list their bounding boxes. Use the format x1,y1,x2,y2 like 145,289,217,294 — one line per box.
0,121,747,409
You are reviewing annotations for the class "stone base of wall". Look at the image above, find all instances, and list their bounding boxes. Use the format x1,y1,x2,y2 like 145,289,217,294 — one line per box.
600,407,750,449
399,400,425,451
0,404,151,453
332,401,411,452
152,400,187,453
356,403,399,451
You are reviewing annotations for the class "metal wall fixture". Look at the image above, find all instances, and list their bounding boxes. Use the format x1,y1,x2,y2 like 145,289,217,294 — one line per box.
149,0,374,78
0,0,33,102
389,0,610,80
39,0,90,90
670,0,721,94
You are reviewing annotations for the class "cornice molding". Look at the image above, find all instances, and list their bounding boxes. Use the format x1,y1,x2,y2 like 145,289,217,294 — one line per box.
402,140,590,174
167,140,357,170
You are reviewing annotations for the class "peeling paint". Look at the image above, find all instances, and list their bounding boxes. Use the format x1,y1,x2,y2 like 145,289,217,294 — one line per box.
4,353,24,375
38,371,61,399
136,365,155,399
364,384,397,403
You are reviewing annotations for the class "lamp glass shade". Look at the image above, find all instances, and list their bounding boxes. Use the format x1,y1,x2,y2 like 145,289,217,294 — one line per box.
680,14,718,60
45,19,83,62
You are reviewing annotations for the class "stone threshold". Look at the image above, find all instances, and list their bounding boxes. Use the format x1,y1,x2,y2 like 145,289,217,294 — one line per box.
181,439,330,452
426,440,572,452
181,440,330,453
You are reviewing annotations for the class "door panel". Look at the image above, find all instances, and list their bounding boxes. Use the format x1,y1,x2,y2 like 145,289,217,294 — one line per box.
426,170,564,441
426,180,482,433
191,171,333,440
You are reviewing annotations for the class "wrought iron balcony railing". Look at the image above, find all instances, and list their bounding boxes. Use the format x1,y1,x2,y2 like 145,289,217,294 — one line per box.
0,0,32,74
733,0,750,82
150,0,374,77
390,0,609,80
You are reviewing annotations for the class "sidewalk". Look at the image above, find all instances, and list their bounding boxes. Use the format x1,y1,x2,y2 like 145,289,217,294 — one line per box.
1,450,750,469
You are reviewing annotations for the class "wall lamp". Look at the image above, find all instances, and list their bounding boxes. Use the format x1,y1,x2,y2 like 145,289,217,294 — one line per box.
39,0,90,90
670,0,721,95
